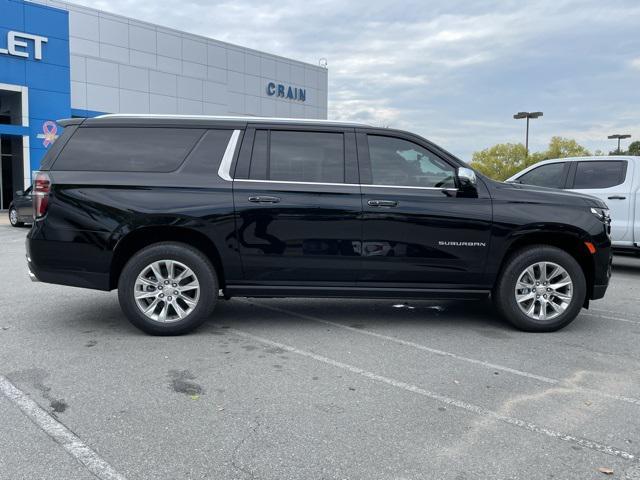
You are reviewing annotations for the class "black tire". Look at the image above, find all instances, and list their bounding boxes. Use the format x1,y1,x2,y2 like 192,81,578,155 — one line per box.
118,242,217,335
493,245,586,332
9,207,24,227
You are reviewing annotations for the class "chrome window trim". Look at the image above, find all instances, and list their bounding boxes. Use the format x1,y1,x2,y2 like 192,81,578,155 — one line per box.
219,130,458,191
234,178,358,187
217,130,241,182
233,178,458,191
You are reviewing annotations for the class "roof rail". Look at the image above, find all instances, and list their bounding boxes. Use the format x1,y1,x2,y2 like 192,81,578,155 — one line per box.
94,113,371,127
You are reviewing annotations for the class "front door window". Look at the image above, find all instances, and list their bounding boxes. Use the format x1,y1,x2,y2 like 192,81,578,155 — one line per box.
367,135,456,188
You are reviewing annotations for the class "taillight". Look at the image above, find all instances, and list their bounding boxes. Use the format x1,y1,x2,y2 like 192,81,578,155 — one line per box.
33,171,51,219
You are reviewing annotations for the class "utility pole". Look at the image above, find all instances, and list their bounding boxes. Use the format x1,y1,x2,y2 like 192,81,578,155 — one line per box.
608,134,631,154
513,111,543,156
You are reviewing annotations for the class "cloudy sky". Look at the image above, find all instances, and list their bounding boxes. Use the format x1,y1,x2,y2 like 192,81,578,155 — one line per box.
72,0,640,160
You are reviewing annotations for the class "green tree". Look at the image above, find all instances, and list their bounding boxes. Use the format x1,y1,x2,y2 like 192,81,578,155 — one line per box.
470,143,530,181
627,141,640,156
543,136,590,160
470,137,591,181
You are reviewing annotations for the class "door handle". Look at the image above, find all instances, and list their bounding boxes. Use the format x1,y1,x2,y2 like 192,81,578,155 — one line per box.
368,199,398,207
248,195,281,203
607,195,626,200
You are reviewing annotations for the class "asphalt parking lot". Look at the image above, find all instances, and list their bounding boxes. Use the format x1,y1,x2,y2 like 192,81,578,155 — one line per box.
1,222,640,480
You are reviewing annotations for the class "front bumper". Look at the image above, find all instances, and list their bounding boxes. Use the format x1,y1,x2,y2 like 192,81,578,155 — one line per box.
590,252,612,300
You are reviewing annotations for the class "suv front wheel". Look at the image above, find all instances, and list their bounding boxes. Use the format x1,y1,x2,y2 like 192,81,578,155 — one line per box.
118,242,217,335
494,245,586,332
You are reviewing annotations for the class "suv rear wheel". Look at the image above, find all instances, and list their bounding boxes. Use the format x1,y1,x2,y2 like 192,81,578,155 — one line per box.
118,242,217,335
494,245,586,332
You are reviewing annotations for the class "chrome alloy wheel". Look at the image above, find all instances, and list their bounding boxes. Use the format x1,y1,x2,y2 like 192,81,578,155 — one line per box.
515,261,573,321
9,208,18,226
134,260,200,323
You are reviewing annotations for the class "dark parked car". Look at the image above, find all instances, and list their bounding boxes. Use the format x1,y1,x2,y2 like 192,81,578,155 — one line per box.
27,115,612,335
8,187,33,227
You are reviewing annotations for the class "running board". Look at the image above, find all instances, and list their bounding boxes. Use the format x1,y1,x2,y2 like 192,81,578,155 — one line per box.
223,285,490,300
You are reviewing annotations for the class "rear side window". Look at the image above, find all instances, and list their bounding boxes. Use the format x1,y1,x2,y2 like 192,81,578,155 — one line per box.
573,161,627,189
249,130,345,183
517,162,567,188
53,127,204,172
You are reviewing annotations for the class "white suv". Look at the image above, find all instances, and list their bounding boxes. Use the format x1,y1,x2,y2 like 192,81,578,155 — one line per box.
507,156,640,252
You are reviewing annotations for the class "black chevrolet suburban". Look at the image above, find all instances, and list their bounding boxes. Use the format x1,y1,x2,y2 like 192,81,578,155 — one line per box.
26,115,612,335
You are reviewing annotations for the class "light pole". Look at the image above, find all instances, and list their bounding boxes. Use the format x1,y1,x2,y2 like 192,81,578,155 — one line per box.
607,134,631,154
513,111,543,156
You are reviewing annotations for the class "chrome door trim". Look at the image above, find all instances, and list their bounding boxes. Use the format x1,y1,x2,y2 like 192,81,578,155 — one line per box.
218,130,459,192
233,178,458,192
217,129,241,182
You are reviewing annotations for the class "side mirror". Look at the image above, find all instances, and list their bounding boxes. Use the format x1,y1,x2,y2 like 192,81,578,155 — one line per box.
15,190,24,196
456,167,477,190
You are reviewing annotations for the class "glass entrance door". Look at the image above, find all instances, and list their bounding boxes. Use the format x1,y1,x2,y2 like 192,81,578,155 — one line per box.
0,86,27,210
0,135,15,210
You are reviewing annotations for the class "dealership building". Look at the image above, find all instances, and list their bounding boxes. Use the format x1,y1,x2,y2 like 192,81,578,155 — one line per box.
0,0,329,209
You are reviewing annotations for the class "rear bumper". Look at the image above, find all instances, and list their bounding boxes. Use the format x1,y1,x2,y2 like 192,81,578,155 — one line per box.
27,259,110,290
26,227,112,291
26,256,39,282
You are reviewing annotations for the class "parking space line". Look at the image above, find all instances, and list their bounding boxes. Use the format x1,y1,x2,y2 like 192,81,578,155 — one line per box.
246,301,640,407
581,311,640,325
590,306,640,318
624,462,640,480
0,374,128,480
226,326,638,461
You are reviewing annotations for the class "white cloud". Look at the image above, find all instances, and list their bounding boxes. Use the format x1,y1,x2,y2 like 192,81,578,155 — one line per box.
69,0,640,158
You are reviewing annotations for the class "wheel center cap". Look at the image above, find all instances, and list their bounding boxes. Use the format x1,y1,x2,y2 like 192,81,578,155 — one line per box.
536,286,546,295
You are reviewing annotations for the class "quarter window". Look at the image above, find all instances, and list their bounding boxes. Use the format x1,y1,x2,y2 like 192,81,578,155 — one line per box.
180,129,233,175
54,127,204,172
517,162,566,188
573,161,627,189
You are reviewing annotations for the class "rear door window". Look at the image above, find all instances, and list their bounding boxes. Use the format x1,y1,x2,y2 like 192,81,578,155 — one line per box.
516,162,568,188
572,161,627,189
248,130,268,180
53,127,204,172
248,130,345,183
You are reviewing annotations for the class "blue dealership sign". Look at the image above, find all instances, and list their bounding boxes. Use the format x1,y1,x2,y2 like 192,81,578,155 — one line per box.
266,82,306,102
0,0,70,180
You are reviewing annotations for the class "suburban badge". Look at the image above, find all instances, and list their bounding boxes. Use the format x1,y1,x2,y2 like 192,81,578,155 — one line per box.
439,241,487,247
